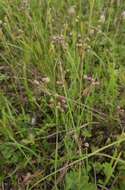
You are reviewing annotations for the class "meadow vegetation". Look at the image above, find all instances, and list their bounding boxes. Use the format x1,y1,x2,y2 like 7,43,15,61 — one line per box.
1,0,125,189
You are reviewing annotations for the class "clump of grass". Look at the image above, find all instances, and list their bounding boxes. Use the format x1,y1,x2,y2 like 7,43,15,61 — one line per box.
1,0,125,189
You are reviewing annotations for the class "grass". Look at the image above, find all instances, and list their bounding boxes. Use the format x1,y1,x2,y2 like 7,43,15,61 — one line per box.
1,0,125,189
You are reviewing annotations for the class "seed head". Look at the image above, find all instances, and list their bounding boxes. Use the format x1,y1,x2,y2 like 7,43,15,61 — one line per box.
68,6,76,16
42,77,50,84
84,142,89,148
99,14,105,23
121,11,125,19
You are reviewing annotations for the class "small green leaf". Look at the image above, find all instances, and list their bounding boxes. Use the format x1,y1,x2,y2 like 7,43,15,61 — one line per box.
103,162,113,179
65,170,97,190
